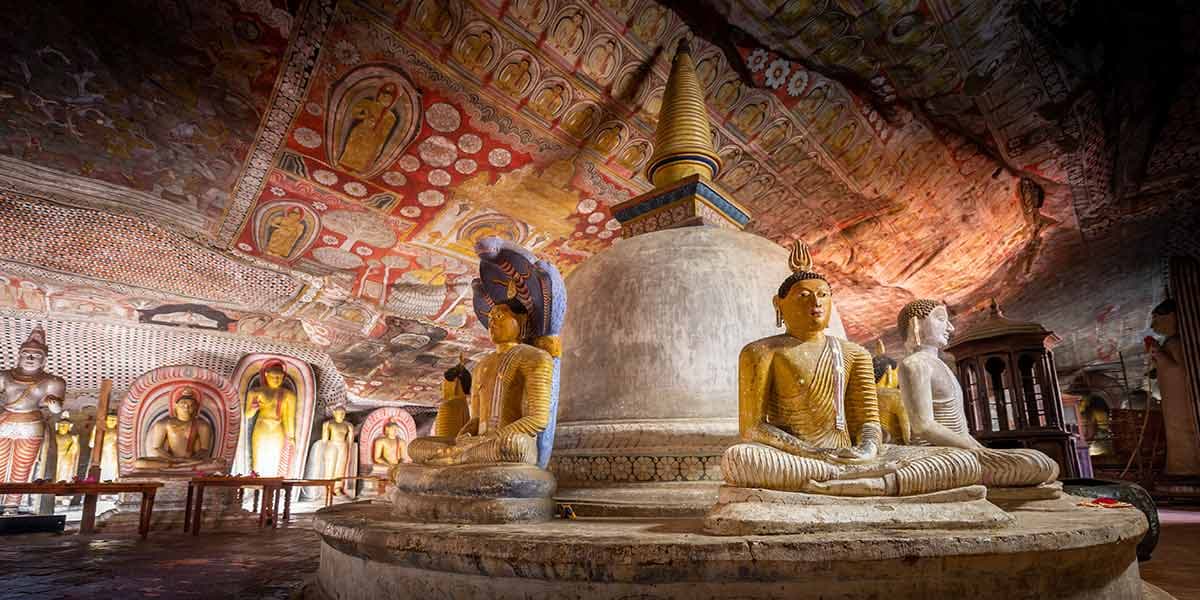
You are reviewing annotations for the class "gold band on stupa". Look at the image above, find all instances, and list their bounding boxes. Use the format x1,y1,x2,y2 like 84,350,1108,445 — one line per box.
645,38,723,187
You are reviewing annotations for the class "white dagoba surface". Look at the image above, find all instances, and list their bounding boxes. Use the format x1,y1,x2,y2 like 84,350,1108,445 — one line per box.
551,225,846,515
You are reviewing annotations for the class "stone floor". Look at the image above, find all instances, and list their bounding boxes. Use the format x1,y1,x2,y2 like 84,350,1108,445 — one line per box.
0,504,1197,599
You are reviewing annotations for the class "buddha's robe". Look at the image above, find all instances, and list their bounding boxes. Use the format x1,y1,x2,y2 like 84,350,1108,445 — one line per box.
722,336,981,496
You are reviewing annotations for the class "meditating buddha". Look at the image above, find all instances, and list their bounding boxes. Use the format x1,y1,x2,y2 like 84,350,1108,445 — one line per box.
131,387,226,473
411,300,553,466
720,242,981,496
897,300,1059,489
372,423,408,468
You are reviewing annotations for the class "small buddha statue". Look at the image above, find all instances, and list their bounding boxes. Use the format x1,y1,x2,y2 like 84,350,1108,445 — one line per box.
896,300,1059,488
1149,299,1200,476
872,340,910,444
131,387,227,473
54,419,80,483
245,361,297,477
719,242,981,497
372,423,408,468
89,413,120,482
416,301,553,467
319,406,355,496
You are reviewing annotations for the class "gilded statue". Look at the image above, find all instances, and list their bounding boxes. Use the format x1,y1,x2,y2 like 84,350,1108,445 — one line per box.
0,327,65,500
53,419,80,483
89,413,119,482
435,357,472,437
372,423,408,468
338,83,400,174
415,303,553,466
319,406,355,496
131,387,226,473
1149,299,1200,475
265,207,307,258
720,242,981,496
496,59,533,95
897,300,1058,488
872,340,911,444
245,361,297,477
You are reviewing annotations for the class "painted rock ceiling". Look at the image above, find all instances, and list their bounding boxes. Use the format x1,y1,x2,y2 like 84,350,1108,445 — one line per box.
0,0,1197,406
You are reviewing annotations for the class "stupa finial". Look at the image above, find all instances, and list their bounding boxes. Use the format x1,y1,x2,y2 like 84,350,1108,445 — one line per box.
644,36,722,187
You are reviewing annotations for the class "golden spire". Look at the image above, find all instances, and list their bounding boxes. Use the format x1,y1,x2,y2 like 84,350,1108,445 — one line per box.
645,37,723,187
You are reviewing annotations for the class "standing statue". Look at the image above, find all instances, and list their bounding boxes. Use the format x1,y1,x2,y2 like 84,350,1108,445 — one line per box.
53,418,80,483
318,406,355,496
0,326,65,505
89,413,119,482
716,242,982,497
896,300,1059,490
130,387,226,473
244,360,296,477
1149,299,1200,476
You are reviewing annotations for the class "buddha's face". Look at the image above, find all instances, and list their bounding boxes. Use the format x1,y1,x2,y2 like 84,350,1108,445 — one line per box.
17,349,45,373
1151,310,1178,337
488,304,523,344
378,90,395,105
332,407,346,423
385,424,400,439
263,368,285,389
105,415,118,429
174,396,198,421
918,305,955,349
775,278,831,336
56,422,71,435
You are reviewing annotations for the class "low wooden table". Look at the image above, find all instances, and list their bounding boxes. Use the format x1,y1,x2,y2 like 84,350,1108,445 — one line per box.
183,476,283,536
0,481,163,539
275,479,336,525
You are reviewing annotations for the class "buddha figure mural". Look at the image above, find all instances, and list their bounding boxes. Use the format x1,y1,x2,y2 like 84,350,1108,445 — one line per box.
0,326,65,504
338,82,401,174
53,418,80,483
89,413,120,482
394,236,566,523
1148,299,1200,476
131,387,227,473
264,207,308,259
716,242,982,497
896,300,1060,493
244,360,296,477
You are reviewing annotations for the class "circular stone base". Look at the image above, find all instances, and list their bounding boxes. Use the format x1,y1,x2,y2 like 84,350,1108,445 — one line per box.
390,463,556,523
313,499,1153,600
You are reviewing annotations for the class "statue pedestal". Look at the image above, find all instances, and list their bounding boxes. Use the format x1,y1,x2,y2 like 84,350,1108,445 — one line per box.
310,499,1157,600
391,463,555,524
96,476,258,532
703,485,1013,535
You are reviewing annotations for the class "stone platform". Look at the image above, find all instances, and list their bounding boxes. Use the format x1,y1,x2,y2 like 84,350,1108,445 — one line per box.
312,498,1154,600
390,462,556,523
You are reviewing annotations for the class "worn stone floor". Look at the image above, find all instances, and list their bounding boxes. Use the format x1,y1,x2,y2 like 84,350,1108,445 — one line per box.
0,504,1198,599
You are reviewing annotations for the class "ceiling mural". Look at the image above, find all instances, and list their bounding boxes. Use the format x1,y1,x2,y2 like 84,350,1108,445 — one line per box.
0,0,1196,406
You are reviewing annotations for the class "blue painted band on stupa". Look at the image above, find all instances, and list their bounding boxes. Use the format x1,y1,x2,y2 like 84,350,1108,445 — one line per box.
614,179,750,226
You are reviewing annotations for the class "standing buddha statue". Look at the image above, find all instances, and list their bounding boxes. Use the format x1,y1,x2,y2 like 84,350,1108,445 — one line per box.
896,300,1059,491
718,242,981,497
0,326,65,504
89,413,119,482
245,360,297,477
320,406,355,496
53,418,80,483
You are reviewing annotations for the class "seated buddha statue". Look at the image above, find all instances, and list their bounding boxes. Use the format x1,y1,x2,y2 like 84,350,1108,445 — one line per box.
407,357,473,463
372,423,409,468
416,301,553,467
719,242,982,497
131,387,227,473
897,300,1059,490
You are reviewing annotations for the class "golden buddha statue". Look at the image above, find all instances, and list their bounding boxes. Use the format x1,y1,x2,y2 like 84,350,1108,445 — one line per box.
872,340,911,444
265,208,306,258
319,406,355,496
53,419,79,483
338,83,399,174
245,361,297,476
372,423,408,468
897,300,1059,489
131,387,227,473
89,413,119,482
416,302,553,467
720,242,981,497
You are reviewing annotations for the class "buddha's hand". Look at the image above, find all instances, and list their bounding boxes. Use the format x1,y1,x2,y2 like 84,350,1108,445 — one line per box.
831,441,878,463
